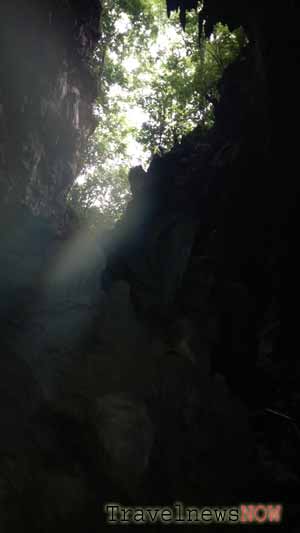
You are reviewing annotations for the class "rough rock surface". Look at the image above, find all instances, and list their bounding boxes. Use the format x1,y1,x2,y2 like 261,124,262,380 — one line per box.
0,0,100,224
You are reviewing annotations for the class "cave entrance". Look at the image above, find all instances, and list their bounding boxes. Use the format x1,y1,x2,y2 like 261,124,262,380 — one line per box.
67,0,246,234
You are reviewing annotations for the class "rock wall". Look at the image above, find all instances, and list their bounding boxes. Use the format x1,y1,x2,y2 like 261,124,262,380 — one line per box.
0,3,105,531
105,42,279,421
103,0,299,519
0,0,100,223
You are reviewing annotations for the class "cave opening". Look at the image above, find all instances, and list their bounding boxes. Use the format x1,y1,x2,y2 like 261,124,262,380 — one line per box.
67,0,246,234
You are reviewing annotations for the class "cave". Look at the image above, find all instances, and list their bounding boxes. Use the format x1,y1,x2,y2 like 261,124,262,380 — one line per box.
0,0,299,531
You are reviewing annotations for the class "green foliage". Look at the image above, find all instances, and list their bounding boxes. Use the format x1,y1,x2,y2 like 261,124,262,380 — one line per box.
196,22,247,105
67,101,132,229
137,16,246,154
67,166,130,231
95,0,162,100
68,1,247,230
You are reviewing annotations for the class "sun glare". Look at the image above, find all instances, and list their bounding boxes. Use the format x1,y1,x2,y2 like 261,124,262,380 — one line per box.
114,12,131,34
125,105,148,129
122,56,139,73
